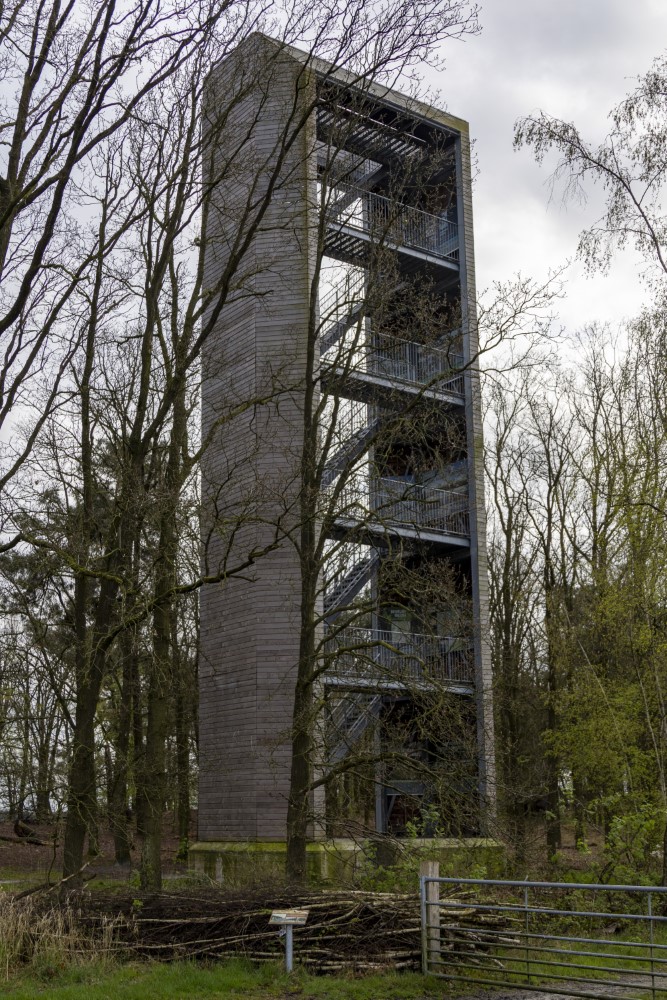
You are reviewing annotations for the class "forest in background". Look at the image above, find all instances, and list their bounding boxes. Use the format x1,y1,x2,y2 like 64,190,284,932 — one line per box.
0,0,665,889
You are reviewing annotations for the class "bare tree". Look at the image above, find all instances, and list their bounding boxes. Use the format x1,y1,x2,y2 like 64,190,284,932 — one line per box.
514,54,667,288
0,0,249,517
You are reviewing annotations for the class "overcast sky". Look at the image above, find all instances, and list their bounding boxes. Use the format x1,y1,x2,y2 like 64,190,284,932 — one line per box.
431,0,667,334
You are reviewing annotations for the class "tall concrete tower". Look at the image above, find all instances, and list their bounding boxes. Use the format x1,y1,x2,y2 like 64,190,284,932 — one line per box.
192,34,494,878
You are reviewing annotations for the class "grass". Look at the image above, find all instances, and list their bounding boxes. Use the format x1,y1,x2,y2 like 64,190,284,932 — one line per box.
0,959,445,1000
0,868,189,896
0,867,50,892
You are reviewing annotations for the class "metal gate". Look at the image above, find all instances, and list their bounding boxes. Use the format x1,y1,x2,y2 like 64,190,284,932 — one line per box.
419,875,667,998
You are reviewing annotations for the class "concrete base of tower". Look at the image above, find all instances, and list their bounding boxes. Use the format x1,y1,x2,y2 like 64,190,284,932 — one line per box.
188,837,504,886
188,839,361,885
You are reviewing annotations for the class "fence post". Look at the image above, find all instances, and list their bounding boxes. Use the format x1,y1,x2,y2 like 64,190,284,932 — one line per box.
648,892,656,1000
523,885,531,984
420,860,440,972
419,872,428,974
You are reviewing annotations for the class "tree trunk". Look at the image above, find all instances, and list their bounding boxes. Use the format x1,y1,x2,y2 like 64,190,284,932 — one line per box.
35,743,51,823
285,249,323,883
63,572,118,881
285,474,320,880
108,630,136,865
131,645,145,832
137,514,174,890
544,579,561,859
138,658,169,890
62,210,113,883
63,682,99,879
173,652,191,861
545,706,562,857
285,667,314,882
137,366,186,889
573,771,587,849
87,802,100,857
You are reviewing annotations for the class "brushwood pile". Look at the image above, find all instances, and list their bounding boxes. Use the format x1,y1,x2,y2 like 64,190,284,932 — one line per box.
53,885,517,971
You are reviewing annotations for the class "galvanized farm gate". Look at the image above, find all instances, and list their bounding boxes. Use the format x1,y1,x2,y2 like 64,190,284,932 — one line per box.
420,873,667,998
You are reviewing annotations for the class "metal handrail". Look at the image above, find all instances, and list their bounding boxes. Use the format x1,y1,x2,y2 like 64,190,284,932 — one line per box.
322,328,465,394
322,540,371,592
318,269,366,327
326,399,369,453
366,333,464,393
325,625,474,685
325,181,459,261
327,690,382,746
319,267,465,395
332,477,470,538
321,401,377,488
374,478,469,536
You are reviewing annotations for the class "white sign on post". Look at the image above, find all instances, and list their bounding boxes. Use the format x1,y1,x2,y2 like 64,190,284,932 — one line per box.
269,909,309,971
269,909,309,926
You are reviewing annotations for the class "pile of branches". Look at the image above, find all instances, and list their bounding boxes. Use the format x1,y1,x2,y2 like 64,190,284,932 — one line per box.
57,884,516,972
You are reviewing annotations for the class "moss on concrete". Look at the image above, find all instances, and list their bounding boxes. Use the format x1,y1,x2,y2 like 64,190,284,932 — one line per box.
189,839,361,885
189,837,504,886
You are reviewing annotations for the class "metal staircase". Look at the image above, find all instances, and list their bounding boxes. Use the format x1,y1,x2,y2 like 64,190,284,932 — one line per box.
323,544,380,619
319,269,366,354
320,302,365,354
317,251,470,782
327,692,383,766
319,274,465,398
322,399,379,487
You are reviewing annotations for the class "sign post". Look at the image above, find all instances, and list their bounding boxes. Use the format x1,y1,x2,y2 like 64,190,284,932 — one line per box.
419,859,440,969
269,909,309,972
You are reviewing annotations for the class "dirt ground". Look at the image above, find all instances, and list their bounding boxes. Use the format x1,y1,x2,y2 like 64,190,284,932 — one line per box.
0,810,195,885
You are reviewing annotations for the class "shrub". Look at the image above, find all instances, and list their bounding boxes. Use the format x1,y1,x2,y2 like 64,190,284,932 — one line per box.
0,894,121,979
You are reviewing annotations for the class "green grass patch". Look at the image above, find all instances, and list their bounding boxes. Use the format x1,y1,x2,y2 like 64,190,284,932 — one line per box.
0,871,50,894
0,958,444,1000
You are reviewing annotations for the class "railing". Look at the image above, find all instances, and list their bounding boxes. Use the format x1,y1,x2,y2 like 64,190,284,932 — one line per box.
374,479,469,536
328,689,377,733
326,399,369,454
322,328,465,391
332,477,469,539
318,269,366,329
367,334,464,394
323,541,373,597
326,691,383,765
420,875,667,998
325,182,459,261
325,626,474,686
322,328,465,396
318,269,465,396
321,402,378,488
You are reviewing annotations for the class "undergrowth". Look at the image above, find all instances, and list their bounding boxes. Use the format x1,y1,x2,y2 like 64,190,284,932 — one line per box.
0,894,122,985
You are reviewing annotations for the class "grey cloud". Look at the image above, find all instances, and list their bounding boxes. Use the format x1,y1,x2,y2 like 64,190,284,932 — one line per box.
421,0,667,328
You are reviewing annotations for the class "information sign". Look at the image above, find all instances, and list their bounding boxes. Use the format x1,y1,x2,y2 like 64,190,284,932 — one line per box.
269,909,309,926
